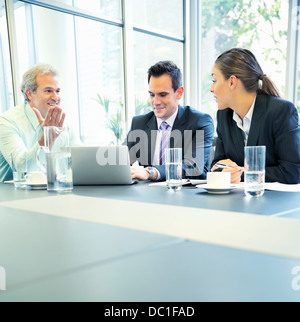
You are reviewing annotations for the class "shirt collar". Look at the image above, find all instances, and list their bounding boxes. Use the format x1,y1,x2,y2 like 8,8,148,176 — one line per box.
233,96,256,135
24,102,42,131
157,108,178,130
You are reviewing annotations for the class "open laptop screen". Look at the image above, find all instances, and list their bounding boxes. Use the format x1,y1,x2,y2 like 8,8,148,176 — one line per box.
71,146,134,185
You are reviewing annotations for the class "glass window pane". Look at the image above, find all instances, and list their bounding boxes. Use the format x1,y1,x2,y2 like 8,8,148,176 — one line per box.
0,0,14,112
201,0,289,119
14,3,80,135
75,17,124,145
31,6,79,122
76,0,121,19
13,2,124,145
14,3,35,103
132,0,183,36
52,0,122,19
133,32,184,116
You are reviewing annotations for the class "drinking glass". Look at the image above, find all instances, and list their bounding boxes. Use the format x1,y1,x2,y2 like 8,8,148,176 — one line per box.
11,154,27,189
36,126,73,192
244,146,266,197
165,148,182,191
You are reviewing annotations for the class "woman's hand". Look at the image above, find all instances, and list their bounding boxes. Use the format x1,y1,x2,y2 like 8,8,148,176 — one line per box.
211,159,244,184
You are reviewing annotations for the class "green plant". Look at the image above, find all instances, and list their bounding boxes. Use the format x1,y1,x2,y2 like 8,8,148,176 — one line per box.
94,93,110,114
93,93,124,145
108,104,124,144
135,98,151,115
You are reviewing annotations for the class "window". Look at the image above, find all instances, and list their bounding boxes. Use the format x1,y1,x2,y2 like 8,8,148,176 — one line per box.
1,0,298,146
75,0,121,20
14,3,81,136
0,0,14,112
132,0,183,36
201,0,290,119
12,1,125,144
133,32,184,116
75,17,124,144
54,0,122,19
5,0,184,144
132,0,184,115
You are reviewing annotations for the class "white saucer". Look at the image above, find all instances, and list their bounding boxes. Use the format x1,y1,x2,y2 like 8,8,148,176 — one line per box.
197,184,237,194
25,182,47,190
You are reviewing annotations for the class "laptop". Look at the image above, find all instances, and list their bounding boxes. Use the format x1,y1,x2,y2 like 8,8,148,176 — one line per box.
71,145,136,185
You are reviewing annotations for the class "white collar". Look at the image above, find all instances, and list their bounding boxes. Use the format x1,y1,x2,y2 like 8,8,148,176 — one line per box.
157,108,178,130
233,96,256,133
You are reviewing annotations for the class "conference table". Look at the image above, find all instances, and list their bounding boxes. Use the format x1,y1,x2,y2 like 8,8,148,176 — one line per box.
0,180,300,302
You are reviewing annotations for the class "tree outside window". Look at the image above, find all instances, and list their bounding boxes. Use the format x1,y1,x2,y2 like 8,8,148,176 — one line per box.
201,0,289,119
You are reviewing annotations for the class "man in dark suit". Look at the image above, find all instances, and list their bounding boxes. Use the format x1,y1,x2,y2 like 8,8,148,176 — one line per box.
127,61,214,181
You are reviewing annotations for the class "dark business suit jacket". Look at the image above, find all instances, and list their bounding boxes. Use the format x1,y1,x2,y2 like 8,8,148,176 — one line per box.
212,91,300,184
126,105,215,180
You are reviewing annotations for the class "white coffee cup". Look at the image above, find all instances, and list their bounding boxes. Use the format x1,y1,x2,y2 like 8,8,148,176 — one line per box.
25,172,47,185
207,172,231,188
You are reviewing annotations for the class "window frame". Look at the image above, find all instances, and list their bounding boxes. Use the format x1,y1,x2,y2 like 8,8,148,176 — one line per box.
4,0,188,137
3,0,298,126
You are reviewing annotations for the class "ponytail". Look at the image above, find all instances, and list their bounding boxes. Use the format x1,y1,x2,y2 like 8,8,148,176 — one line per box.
260,75,280,97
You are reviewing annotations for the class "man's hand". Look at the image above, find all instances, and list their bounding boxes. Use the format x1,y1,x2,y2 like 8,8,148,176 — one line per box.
211,159,244,184
131,167,149,180
33,106,66,129
131,167,158,181
33,106,66,146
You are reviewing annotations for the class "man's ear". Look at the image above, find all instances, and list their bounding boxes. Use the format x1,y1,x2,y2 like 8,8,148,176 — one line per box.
176,86,184,100
25,89,34,103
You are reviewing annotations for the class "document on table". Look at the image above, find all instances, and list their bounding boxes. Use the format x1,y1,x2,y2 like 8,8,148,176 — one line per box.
264,182,300,192
149,179,207,187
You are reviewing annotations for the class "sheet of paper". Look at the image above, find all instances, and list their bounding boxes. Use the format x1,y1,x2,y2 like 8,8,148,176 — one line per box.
131,161,141,168
3,180,14,184
264,182,300,192
149,179,206,187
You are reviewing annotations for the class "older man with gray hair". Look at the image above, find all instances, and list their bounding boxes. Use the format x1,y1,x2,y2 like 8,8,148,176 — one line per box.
0,63,71,182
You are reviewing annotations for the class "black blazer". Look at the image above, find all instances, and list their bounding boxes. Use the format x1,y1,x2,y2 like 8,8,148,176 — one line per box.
126,105,215,180
212,91,300,184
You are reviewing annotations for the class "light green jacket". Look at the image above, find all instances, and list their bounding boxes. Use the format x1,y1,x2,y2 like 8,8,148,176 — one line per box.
0,103,42,182
0,103,80,182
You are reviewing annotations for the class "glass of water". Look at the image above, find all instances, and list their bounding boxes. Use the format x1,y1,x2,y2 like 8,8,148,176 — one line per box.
244,146,266,197
36,126,73,193
11,154,27,189
45,151,73,192
165,148,182,191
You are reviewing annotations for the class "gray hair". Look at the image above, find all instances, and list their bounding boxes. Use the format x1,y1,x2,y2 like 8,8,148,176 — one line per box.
20,63,58,102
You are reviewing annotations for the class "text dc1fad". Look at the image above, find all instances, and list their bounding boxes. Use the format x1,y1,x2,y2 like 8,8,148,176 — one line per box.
104,306,195,319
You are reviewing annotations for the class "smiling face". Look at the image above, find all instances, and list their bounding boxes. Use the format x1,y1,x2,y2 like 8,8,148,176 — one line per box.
148,74,183,121
210,64,232,110
26,73,61,118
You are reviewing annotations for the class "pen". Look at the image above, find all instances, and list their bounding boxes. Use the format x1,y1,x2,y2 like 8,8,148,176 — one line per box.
215,163,232,169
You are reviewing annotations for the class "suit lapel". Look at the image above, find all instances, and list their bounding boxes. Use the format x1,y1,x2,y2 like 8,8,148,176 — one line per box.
247,94,268,146
230,114,246,161
171,105,186,148
172,105,186,129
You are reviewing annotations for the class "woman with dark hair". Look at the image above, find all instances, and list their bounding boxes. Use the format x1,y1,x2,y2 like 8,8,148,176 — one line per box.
210,48,300,184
